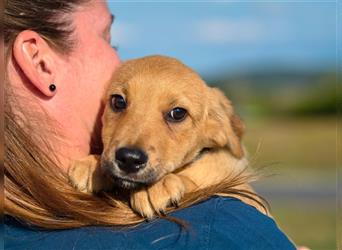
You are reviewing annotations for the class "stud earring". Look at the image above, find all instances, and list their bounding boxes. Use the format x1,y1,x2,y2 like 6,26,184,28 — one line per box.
49,83,56,92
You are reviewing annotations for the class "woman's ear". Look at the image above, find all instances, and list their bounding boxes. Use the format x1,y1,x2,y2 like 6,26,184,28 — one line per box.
13,30,57,97
203,87,245,159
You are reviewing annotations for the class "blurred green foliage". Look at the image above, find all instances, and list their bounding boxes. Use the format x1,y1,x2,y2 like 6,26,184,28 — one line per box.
206,70,339,118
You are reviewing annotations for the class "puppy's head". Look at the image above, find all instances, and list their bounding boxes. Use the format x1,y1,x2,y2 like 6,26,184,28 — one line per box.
100,55,244,189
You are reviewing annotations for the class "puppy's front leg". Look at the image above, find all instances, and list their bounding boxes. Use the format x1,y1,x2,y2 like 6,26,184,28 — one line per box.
130,173,186,219
68,155,112,193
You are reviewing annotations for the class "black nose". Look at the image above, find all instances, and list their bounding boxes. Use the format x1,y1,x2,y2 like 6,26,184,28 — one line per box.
115,147,148,173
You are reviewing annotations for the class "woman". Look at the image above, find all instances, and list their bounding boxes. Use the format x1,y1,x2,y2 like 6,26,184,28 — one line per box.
4,0,296,249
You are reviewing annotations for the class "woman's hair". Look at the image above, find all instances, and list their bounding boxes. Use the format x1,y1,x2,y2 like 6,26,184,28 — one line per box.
4,0,86,53
4,0,267,229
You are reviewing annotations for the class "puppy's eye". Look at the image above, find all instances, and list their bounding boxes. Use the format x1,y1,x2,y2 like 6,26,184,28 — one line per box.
110,94,127,112
166,107,187,122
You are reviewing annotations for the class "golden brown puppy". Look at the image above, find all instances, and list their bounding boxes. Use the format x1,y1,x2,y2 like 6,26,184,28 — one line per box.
68,55,266,218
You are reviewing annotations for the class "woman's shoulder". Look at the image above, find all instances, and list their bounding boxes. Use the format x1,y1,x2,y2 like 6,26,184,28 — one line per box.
5,196,295,250
199,196,296,249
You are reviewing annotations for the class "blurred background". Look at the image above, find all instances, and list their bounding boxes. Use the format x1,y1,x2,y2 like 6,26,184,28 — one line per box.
108,1,338,249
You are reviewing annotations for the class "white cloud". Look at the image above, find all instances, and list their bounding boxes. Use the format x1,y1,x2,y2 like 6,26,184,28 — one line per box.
192,18,265,44
110,22,139,47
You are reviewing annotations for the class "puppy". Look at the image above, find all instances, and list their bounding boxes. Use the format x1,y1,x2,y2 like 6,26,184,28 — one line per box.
68,55,266,218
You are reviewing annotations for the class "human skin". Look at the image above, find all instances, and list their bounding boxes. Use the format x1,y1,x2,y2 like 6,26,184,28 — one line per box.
6,1,120,171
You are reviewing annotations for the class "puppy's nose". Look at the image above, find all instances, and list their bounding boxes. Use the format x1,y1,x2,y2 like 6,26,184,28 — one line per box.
115,147,148,173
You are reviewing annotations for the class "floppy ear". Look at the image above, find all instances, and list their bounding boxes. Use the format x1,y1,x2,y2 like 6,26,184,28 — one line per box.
203,88,245,158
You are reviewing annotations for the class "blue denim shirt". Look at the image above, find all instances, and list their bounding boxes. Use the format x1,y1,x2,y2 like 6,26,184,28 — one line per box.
5,197,296,250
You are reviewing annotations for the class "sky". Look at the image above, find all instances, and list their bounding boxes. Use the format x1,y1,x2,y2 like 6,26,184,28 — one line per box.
108,1,336,76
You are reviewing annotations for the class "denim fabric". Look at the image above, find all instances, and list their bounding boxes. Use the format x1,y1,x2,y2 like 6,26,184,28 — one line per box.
5,196,296,250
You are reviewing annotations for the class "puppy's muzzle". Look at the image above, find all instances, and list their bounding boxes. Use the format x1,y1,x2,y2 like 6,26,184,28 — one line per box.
115,147,148,174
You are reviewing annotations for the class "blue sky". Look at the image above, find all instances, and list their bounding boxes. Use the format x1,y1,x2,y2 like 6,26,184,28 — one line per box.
108,1,336,76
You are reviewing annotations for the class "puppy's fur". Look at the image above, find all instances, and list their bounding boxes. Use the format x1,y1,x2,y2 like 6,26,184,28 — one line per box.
69,55,266,218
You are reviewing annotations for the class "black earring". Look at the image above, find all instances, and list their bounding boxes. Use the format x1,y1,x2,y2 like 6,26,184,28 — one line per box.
49,83,56,92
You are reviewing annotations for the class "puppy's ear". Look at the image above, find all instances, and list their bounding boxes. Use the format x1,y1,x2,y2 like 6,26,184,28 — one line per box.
203,88,245,158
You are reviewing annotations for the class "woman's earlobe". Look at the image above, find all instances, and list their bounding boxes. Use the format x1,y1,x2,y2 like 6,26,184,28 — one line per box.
13,30,57,97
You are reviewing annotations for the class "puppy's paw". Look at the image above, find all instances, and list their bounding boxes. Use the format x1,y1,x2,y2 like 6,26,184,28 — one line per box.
130,174,185,219
148,174,185,212
130,189,155,219
68,155,105,193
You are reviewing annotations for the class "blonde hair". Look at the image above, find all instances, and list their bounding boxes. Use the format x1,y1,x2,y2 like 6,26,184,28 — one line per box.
4,0,267,229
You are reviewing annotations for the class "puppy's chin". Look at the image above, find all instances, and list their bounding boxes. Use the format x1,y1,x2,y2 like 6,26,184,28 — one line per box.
110,175,146,190
101,159,159,190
